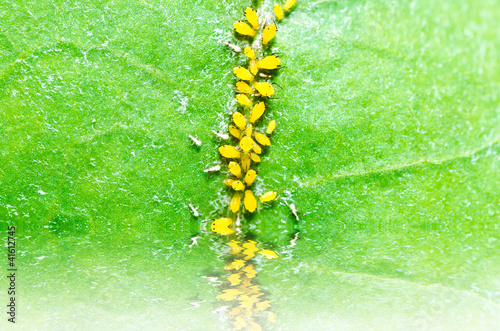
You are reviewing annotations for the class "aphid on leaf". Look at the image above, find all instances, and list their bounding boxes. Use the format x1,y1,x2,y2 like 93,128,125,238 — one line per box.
259,249,279,259
244,190,257,212
230,193,241,213
249,60,258,75
260,191,277,203
285,201,300,220
232,180,245,191
257,55,281,70
188,134,202,147
232,112,246,130
254,132,271,146
228,161,242,178
234,21,255,37
273,5,283,20
244,170,257,186
252,141,262,154
266,120,276,134
224,178,235,187
262,24,277,45
249,102,266,123
240,136,254,153
236,81,253,95
189,203,200,217
224,42,242,53
244,46,256,60
245,124,253,137
203,164,221,173
229,125,242,139
233,66,254,81
250,153,261,163
219,145,241,159
211,217,235,235
253,82,275,97
245,7,259,29
236,94,252,107
284,0,296,11
241,154,251,172
213,130,229,140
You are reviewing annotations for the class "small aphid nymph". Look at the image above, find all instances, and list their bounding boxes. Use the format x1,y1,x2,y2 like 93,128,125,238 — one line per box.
244,46,256,60
189,134,202,147
203,164,221,173
189,203,200,217
284,0,297,11
213,130,230,140
274,5,283,20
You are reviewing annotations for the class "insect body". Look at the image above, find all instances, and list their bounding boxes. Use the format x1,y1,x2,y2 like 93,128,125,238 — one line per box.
245,7,259,29
213,130,230,140
262,24,277,45
274,5,283,20
188,134,202,147
189,203,200,217
203,164,221,173
234,21,255,37
256,55,280,70
253,82,275,97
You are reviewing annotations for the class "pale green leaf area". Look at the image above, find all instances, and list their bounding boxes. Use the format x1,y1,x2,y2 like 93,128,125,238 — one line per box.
1,0,500,329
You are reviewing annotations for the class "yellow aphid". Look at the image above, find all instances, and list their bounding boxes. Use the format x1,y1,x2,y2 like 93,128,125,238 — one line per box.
243,264,257,278
241,154,251,172
253,141,262,154
236,94,252,107
219,145,241,159
236,81,253,95
253,82,275,97
211,218,235,235
227,240,243,254
267,311,277,323
274,5,283,20
245,169,257,186
260,191,277,203
257,55,281,70
249,102,266,123
284,0,296,11
232,180,245,191
232,112,246,130
240,136,254,152
259,249,279,259
266,120,276,134
246,124,253,136
230,193,241,213
234,21,255,37
244,190,257,212
233,66,254,81
255,300,272,311
228,273,242,286
229,125,242,139
250,153,261,163
262,24,277,45
244,46,256,60
226,259,246,271
217,289,244,301
254,132,271,146
224,178,235,187
249,60,258,75
229,161,242,178
245,7,259,29
242,240,259,260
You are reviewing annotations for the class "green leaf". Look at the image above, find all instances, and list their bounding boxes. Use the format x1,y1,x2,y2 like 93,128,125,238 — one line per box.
1,0,499,329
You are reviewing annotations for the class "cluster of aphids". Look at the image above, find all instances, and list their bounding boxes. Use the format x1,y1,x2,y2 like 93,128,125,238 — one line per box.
209,1,296,235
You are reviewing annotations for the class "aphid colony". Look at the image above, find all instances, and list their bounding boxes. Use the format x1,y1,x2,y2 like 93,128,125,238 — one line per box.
212,1,296,236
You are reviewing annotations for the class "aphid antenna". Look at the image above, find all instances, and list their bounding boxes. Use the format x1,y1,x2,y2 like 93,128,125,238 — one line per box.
272,82,284,89
266,97,281,100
